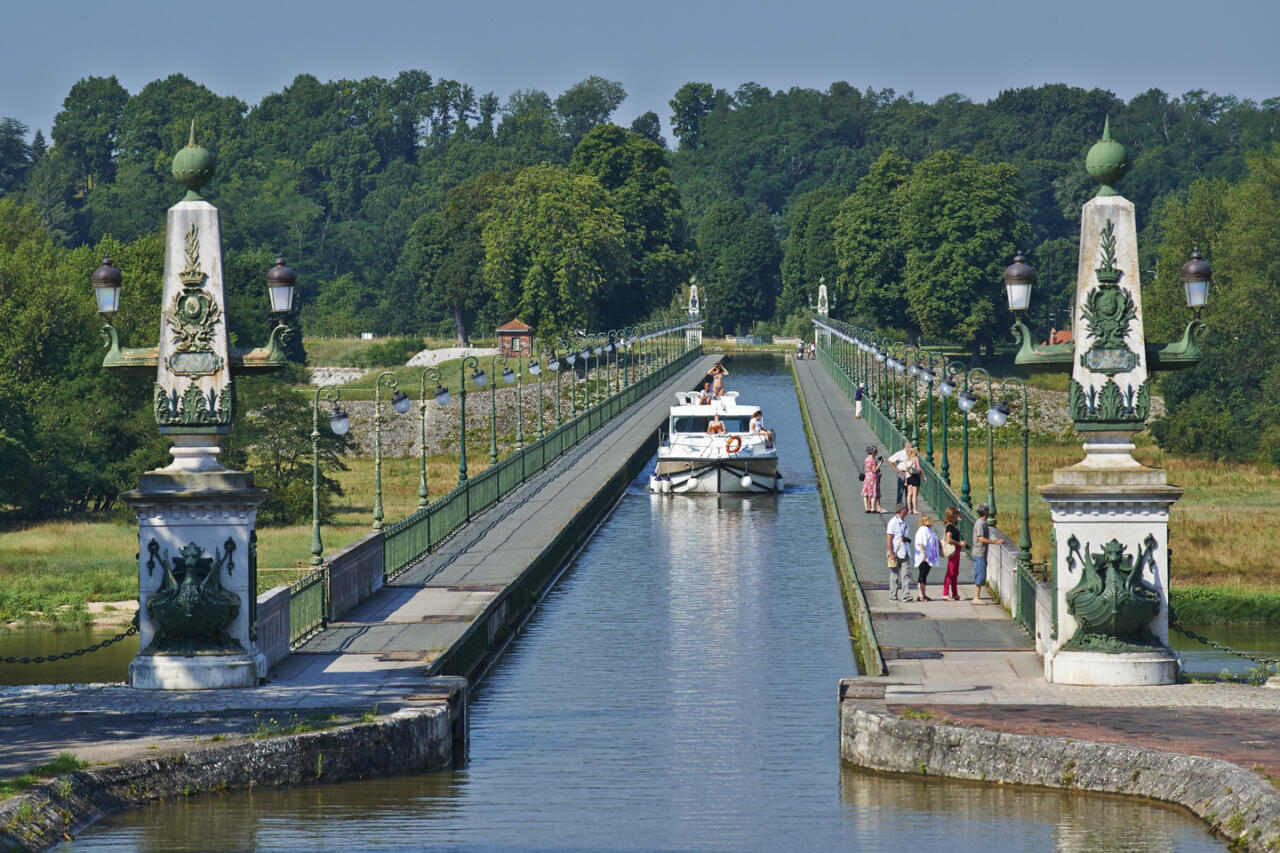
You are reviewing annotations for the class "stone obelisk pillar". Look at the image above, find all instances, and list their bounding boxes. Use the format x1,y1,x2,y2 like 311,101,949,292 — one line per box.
1039,121,1182,685
124,129,267,689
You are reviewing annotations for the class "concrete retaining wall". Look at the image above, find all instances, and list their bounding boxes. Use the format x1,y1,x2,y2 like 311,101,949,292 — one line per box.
841,701,1280,851
328,532,384,621
255,585,291,671
0,704,459,853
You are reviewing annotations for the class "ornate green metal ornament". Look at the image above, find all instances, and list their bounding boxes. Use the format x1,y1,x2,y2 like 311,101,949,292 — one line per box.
1064,534,1161,651
1085,116,1128,197
142,540,243,655
171,121,215,201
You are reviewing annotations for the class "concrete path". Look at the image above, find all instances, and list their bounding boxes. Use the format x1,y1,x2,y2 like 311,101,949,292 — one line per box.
0,356,716,778
793,356,1280,779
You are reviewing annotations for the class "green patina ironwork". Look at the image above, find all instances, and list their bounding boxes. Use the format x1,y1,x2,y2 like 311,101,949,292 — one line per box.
1085,116,1129,197
171,121,215,201
1064,534,1161,651
1068,376,1149,430
153,382,232,427
143,540,244,655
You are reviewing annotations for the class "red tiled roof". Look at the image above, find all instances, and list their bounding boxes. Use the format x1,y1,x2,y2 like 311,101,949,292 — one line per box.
497,320,531,332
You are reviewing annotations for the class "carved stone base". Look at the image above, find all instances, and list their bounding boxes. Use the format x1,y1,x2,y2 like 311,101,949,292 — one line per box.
1046,648,1178,686
129,650,266,690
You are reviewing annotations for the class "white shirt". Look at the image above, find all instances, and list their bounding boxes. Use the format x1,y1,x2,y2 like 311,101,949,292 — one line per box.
888,448,910,474
886,515,911,559
749,415,764,433
914,525,940,566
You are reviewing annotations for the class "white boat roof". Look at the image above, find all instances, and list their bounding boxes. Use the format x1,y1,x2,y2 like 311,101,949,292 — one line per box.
670,391,757,416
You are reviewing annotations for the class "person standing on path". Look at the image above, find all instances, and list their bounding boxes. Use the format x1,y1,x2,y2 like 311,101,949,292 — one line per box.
886,504,912,601
861,445,882,512
854,384,864,418
887,441,913,508
971,503,1006,603
941,506,966,601
903,446,923,515
913,514,940,602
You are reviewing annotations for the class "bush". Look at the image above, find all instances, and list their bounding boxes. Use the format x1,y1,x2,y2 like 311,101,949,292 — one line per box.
362,337,424,367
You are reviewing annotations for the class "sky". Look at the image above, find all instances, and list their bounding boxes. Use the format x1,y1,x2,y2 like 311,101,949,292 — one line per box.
4,0,1279,140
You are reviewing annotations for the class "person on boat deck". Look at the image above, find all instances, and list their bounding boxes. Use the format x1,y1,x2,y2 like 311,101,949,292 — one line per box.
698,381,713,405
709,362,729,398
749,410,773,445
707,413,726,435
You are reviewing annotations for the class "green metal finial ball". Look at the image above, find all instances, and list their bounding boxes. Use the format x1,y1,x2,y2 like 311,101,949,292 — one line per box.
171,120,215,200
1085,116,1128,197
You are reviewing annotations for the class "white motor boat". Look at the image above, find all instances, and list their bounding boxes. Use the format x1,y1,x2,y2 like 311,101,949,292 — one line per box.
648,391,783,494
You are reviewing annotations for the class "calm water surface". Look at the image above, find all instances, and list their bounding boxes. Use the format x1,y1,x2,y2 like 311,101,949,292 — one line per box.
65,357,1221,851
0,625,135,685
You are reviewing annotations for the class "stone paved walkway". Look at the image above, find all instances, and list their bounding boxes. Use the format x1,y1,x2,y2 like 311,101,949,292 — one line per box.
0,356,717,778
793,356,1280,778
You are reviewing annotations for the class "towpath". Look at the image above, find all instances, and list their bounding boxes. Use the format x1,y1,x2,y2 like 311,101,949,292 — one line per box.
791,356,1280,778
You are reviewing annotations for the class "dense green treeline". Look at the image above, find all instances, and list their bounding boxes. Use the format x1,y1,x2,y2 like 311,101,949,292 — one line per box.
1,73,1278,519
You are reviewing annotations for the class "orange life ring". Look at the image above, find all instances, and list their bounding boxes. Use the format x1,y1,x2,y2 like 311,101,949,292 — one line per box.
725,435,743,454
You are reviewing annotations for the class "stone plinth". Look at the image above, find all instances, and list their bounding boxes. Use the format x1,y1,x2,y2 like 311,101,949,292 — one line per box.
123,469,267,689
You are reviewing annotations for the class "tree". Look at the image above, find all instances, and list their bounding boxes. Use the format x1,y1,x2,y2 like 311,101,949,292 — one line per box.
570,124,694,326
832,149,912,328
0,118,30,195
695,202,781,335
897,150,1028,350
480,164,626,340
630,111,665,148
555,76,627,144
51,75,128,192
778,188,842,318
669,82,716,151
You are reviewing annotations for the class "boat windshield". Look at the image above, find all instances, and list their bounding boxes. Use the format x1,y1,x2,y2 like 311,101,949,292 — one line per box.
671,415,752,433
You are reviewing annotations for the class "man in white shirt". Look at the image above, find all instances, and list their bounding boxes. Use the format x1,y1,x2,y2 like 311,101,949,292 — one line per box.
885,503,912,601
887,441,913,508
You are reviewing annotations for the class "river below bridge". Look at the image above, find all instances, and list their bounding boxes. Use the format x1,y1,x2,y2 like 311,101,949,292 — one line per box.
62,356,1220,851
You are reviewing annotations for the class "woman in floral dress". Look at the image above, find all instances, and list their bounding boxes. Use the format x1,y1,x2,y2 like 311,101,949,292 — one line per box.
861,445,883,513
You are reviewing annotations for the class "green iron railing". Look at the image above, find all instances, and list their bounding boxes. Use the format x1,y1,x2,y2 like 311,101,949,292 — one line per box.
289,566,328,647
381,337,704,579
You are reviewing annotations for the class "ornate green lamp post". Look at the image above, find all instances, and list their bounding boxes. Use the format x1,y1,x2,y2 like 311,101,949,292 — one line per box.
372,371,411,530
966,366,997,523
488,353,513,465
621,328,634,388
98,126,296,689
457,355,484,485
1004,120,1207,685
511,339,525,450
566,345,580,416
906,346,921,447
990,378,1032,580
311,385,349,565
417,368,448,509
917,350,938,466
530,341,549,439
946,360,973,504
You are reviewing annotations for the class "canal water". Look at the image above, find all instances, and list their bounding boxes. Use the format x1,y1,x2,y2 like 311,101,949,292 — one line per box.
64,356,1220,851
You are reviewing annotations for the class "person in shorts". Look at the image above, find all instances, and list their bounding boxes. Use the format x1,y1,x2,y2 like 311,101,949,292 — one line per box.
970,503,1006,603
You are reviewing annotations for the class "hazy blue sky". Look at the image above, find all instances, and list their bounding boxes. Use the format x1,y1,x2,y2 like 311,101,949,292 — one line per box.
5,0,1278,139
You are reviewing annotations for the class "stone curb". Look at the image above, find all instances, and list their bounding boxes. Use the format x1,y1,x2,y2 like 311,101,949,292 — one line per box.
0,706,453,852
840,702,1280,851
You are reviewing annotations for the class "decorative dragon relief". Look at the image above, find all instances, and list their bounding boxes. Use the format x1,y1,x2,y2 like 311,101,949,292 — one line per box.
142,539,243,655
1064,534,1161,652
1079,219,1139,375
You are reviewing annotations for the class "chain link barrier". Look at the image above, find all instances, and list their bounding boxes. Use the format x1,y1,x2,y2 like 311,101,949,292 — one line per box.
1168,609,1280,667
1,621,139,665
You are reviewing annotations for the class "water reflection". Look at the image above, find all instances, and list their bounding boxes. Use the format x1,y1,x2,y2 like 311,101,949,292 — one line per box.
65,357,1220,852
0,626,135,686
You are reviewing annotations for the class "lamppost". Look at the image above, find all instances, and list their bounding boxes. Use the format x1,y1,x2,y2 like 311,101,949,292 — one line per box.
945,360,973,505
457,355,485,485
488,353,513,465
531,340,550,439
311,385,349,564
917,349,938,466
566,345,580,416
966,366,997,524
511,338,525,450
373,370,411,530
553,339,568,424
906,345,921,448
990,378,1031,579
622,327,634,389
417,368,448,509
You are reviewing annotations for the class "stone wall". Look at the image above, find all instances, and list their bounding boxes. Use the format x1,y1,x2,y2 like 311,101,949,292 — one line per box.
327,531,384,622
840,701,1280,851
0,704,460,853
255,585,290,671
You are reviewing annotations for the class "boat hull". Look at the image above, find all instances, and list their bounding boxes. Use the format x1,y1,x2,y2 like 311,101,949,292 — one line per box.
649,458,782,494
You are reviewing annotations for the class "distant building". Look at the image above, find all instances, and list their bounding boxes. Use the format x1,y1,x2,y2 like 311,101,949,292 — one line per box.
497,319,533,357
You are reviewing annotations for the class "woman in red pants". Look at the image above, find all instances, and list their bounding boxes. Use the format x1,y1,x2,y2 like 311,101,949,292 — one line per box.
942,506,966,600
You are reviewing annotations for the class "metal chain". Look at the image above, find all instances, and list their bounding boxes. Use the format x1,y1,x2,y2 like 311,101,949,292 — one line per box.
1168,610,1280,666
1,624,138,665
